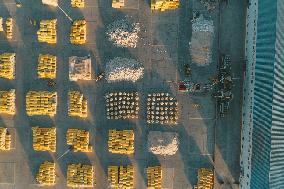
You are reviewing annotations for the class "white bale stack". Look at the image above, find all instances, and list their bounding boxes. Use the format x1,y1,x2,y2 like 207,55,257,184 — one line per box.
106,18,140,48
42,0,58,6
148,131,179,156
0,17,3,32
105,57,144,83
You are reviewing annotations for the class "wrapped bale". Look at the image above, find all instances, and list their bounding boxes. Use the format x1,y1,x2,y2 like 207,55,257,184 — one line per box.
37,19,57,44
70,20,87,45
108,129,134,155
37,54,57,79
108,165,134,188
32,127,56,152
0,53,15,80
36,161,56,185
105,57,144,83
68,91,87,118
66,128,92,152
0,89,16,115
26,91,57,116
67,164,94,187
0,127,11,151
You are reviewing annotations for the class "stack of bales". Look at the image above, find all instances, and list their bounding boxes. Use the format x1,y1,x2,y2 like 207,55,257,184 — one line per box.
151,0,180,11
37,19,57,44
0,53,16,80
106,92,139,120
32,127,56,152
69,56,92,81
42,0,58,6
0,128,11,151
147,166,162,189
0,89,15,115
147,93,178,125
67,164,94,187
108,130,134,155
5,18,13,39
66,129,92,152
26,91,57,116
37,54,57,79
70,20,86,45
108,165,134,188
194,168,214,189
0,17,3,32
36,161,56,185
112,0,124,8
71,0,84,8
68,91,87,118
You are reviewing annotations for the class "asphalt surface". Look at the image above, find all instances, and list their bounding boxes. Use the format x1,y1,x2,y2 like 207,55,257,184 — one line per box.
0,0,245,188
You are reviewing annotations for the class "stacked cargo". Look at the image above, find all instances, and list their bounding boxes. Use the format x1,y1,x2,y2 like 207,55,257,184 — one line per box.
0,127,11,151
146,166,162,189
108,165,134,188
5,18,13,39
112,0,124,9
32,127,56,152
147,93,178,125
66,129,92,152
37,19,57,44
151,0,180,11
26,91,57,116
68,91,87,118
108,130,134,155
70,20,86,45
106,92,139,120
71,0,85,8
67,164,93,187
0,53,16,80
36,161,56,185
0,89,16,115
37,54,57,79
69,56,92,81
194,168,214,189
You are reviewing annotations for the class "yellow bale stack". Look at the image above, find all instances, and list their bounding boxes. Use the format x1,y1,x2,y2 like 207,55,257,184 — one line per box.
0,17,3,32
108,130,134,155
0,89,16,115
32,127,56,152
108,165,134,189
71,0,85,8
36,161,56,185
5,18,13,39
112,0,124,8
70,20,86,45
26,91,57,116
37,54,57,79
0,127,11,151
67,163,93,187
147,166,162,189
151,0,179,11
194,168,214,189
37,19,57,44
0,53,16,80
66,128,92,152
68,91,87,118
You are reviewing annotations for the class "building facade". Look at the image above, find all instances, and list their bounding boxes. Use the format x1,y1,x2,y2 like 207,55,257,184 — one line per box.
240,0,284,188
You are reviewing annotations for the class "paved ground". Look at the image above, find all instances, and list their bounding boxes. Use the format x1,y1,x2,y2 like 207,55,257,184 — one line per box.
0,0,245,188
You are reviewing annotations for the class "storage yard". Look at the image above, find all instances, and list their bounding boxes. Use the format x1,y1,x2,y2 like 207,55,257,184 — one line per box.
0,0,245,189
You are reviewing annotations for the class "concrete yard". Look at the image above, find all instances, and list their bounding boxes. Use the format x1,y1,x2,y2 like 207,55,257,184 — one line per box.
0,0,246,188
